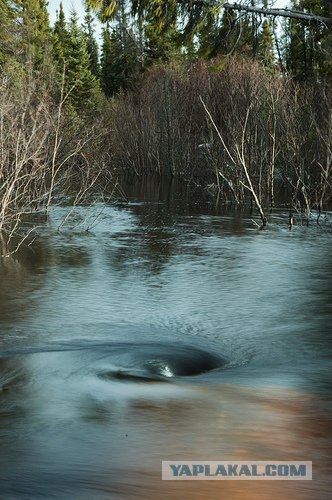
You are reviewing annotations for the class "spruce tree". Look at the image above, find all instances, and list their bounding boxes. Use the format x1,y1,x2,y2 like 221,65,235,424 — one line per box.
144,19,180,63
52,2,69,69
258,18,275,69
0,0,15,65
285,0,331,81
100,3,140,97
60,10,101,111
285,1,309,80
16,0,51,68
197,10,219,58
213,6,238,58
83,5,100,78
300,0,332,81
100,24,116,97
238,10,256,57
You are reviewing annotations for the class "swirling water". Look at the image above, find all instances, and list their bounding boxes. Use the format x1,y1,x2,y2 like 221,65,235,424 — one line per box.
0,183,331,499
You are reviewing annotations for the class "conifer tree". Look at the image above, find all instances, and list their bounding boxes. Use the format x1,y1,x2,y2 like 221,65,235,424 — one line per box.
285,1,309,80
16,0,51,67
300,0,332,81
197,10,220,58
83,5,100,78
257,1,275,70
65,10,101,110
100,2,140,96
52,2,69,69
238,10,256,58
285,0,331,81
0,0,15,65
100,24,116,97
213,6,238,58
52,6,102,109
144,19,180,64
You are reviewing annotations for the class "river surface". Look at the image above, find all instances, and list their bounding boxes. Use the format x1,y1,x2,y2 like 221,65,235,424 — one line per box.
0,181,331,499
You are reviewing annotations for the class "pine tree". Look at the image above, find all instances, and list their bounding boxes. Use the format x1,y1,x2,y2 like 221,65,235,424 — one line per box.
88,0,185,64
210,4,257,60
238,9,256,58
0,0,52,81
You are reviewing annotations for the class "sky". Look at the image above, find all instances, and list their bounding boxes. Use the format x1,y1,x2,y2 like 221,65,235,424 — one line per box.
47,0,103,40
48,0,85,25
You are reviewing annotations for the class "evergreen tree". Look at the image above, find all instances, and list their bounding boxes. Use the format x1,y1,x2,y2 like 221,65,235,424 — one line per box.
203,3,257,60
237,9,256,58
197,10,220,58
87,0,199,63
100,3,140,96
52,2,69,69
257,15,275,69
0,0,16,65
83,5,100,78
52,6,102,109
0,0,52,79
285,0,331,81
16,0,51,67
213,6,238,58
144,18,180,64
65,10,101,110
300,0,332,81
285,1,310,80
100,24,116,97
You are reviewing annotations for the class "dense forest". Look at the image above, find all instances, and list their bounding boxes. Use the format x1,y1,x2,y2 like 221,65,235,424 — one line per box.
0,0,331,236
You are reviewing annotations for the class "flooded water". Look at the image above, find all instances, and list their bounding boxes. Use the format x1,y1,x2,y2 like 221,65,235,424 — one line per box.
0,181,331,499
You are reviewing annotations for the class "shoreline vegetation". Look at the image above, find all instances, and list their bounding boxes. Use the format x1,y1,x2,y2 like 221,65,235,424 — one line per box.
0,0,331,253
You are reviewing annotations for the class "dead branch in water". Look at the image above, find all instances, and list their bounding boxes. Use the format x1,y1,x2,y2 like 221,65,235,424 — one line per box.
200,95,267,227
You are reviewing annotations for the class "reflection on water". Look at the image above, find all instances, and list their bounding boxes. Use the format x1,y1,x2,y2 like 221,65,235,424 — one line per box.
0,180,331,498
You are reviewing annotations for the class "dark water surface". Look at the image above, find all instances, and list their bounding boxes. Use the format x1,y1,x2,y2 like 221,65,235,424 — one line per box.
0,181,331,499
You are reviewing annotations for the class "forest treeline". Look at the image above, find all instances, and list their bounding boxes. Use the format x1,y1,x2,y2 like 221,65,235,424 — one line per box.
0,0,331,238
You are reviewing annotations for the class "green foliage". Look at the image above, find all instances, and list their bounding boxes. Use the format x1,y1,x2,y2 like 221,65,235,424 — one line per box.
100,5,141,97
0,0,14,65
17,0,51,67
65,11,101,110
100,24,115,97
0,0,51,72
258,19,275,69
51,7,102,112
52,2,69,67
0,0,330,117
197,9,220,58
83,5,100,78
285,0,332,81
144,16,181,64
87,0,122,22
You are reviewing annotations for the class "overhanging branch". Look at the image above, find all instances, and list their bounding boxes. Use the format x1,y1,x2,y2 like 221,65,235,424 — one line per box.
223,3,331,24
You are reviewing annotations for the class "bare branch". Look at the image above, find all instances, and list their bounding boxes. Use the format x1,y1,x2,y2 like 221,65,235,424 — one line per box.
224,3,331,25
